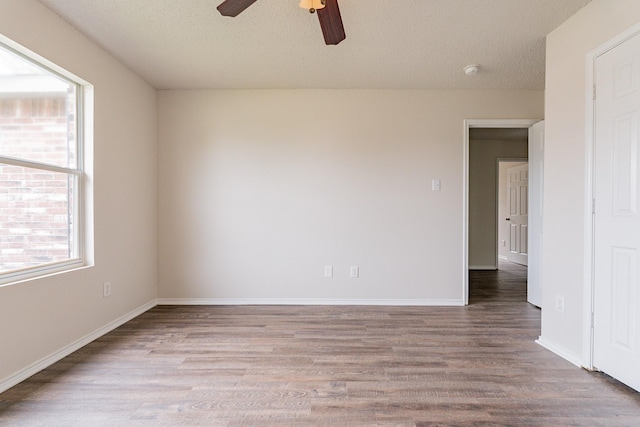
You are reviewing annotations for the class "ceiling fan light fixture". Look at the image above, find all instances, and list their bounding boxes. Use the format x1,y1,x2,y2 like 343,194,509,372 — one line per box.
299,0,325,13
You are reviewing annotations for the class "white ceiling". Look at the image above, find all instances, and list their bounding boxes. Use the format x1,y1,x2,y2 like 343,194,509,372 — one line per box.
37,0,591,90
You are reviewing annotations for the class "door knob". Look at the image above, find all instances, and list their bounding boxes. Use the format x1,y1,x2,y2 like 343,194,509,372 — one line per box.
505,217,511,221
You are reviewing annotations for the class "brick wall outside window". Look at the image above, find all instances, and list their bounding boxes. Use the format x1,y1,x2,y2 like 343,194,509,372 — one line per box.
0,94,76,273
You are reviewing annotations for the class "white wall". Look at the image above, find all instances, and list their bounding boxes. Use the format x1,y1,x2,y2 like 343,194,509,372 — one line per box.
0,0,157,387
542,0,640,363
158,90,543,304
469,139,528,269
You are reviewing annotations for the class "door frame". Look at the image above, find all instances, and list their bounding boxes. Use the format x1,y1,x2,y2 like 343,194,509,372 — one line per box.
583,22,640,370
463,119,540,305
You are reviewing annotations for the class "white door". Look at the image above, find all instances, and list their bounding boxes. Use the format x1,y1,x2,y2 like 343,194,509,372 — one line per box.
593,32,640,392
506,164,528,266
528,121,544,307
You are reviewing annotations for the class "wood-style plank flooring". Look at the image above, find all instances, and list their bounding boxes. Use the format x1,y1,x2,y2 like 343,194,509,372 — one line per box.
1,262,639,425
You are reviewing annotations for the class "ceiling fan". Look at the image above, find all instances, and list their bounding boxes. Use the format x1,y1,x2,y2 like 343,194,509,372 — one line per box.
216,0,346,45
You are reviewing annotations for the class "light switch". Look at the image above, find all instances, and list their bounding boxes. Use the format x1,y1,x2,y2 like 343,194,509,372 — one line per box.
431,179,441,191
324,266,333,278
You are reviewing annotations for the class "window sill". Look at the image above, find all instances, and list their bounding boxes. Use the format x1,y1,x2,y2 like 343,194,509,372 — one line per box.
0,260,92,288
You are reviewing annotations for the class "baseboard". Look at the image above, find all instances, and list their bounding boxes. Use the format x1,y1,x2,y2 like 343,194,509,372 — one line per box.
535,336,583,367
0,299,157,394
1,296,466,393
157,298,465,306
498,255,508,261
468,265,498,270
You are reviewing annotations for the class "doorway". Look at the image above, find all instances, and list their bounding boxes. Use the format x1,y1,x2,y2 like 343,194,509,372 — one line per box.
498,160,528,265
463,119,540,305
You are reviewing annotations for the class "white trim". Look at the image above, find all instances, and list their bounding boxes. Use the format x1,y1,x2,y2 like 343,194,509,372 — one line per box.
157,298,465,306
536,336,583,368
0,34,91,86
498,255,508,261
584,45,597,371
583,21,640,371
463,119,541,306
0,155,81,176
0,299,157,394
0,35,93,287
468,265,498,270
463,122,470,305
0,260,88,287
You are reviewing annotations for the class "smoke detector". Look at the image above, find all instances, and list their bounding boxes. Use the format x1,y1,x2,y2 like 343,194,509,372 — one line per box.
464,64,480,76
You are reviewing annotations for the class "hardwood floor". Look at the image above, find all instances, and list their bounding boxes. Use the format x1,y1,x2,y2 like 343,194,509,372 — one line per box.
1,263,639,425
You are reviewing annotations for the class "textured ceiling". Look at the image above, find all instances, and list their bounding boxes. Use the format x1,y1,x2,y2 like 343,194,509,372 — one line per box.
37,0,591,90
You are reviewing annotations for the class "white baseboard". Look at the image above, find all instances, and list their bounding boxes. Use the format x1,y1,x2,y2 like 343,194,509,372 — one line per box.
468,265,498,270
157,298,465,306
0,299,157,394
2,297,467,393
498,255,508,261
535,336,583,367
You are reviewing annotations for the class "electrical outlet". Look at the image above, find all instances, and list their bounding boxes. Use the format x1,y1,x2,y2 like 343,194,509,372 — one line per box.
350,266,359,278
555,295,565,313
103,281,112,298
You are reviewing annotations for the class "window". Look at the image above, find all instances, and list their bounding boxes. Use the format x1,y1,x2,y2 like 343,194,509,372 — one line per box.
0,40,88,284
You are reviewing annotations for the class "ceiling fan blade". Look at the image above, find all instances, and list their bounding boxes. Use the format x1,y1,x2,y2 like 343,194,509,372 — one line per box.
217,0,258,17
317,0,346,45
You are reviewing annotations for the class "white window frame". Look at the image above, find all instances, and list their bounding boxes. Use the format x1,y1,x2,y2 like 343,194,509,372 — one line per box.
0,37,91,286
